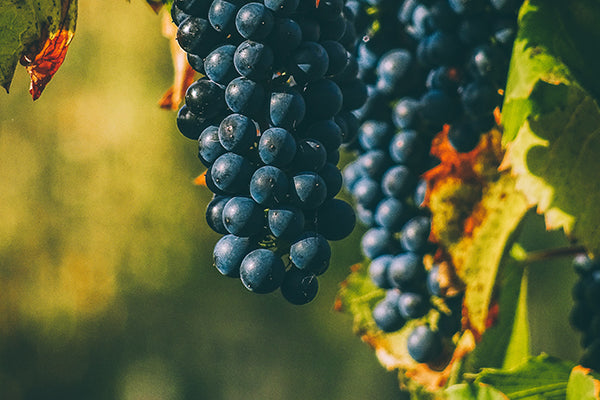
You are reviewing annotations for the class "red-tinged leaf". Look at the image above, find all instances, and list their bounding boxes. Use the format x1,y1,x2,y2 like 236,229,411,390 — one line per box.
23,0,77,100
159,12,197,110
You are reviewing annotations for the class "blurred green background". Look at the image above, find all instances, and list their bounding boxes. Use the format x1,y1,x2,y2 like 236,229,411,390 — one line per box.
0,1,583,399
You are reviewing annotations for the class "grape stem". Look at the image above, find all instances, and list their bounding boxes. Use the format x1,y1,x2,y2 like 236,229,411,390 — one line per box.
512,244,587,265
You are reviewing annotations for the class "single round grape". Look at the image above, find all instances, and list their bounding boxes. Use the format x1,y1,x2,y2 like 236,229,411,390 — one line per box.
460,81,501,116
357,150,390,180
291,41,330,83
225,77,266,117
291,138,327,172
205,195,231,234
258,127,297,167
177,104,211,140
249,165,289,205
315,198,356,241
318,163,343,199
235,2,275,40
319,13,346,41
268,206,305,239
281,267,319,305
372,297,405,332
222,196,265,236
398,292,430,319
198,126,226,167
419,89,461,126
351,177,382,209
321,40,349,76
290,172,328,210
234,40,274,81
406,325,443,363
213,234,254,277
269,88,306,129
218,113,257,154
208,0,244,35
389,130,426,166
342,161,364,192
374,197,408,232
392,97,421,130
303,79,343,119
185,79,226,119
448,121,481,153
303,120,343,153
210,152,254,193
240,249,286,293
290,232,331,275
358,120,393,151
400,216,432,254
388,253,426,290
267,18,302,54
361,227,395,260
176,17,219,57
339,78,368,111
382,165,415,199
204,45,238,86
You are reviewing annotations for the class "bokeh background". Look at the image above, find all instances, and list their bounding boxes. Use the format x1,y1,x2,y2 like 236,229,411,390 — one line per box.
0,1,582,399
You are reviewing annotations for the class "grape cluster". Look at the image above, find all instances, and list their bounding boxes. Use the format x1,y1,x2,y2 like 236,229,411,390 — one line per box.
342,0,519,364
172,0,366,304
569,254,600,371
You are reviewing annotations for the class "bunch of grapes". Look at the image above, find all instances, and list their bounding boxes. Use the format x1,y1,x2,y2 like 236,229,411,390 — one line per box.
171,0,367,304
569,254,600,371
342,0,520,364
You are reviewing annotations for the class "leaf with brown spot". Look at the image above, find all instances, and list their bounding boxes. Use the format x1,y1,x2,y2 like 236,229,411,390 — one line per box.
1,0,77,99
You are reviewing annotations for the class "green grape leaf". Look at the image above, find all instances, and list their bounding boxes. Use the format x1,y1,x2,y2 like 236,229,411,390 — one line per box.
475,354,575,400
566,366,600,400
445,383,509,400
0,0,77,99
502,0,600,254
464,253,529,372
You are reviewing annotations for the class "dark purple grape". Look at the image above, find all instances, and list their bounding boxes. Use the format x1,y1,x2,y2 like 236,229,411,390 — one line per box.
290,172,328,210
258,127,297,167
206,195,232,234
235,2,275,40
213,234,254,277
268,206,305,239
290,232,331,275
222,196,265,236
234,40,274,81
225,77,266,117
281,267,319,305
240,249,286,293
398,292,430,319
315,198,355,241
269,87,306,129
361,227,396,260
210,152,254,193
406,325,443,363
218,113,257,154
388,253,426,290
249,166,289,205
400,216,432,254
185,79,226,119
372,297,405,332
198,125,226,166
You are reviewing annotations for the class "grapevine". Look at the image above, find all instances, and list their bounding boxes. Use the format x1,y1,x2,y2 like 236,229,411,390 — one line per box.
2,0,600,398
